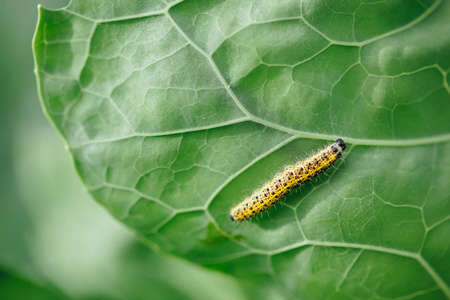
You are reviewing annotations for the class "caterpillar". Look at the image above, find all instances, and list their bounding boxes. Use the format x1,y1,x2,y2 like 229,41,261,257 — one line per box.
230,138,346,221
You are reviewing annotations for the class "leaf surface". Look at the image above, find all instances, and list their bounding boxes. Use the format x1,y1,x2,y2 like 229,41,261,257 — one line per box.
34,0,450,298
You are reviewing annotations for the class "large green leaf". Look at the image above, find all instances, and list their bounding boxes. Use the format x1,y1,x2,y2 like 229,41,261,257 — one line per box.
34,0,450,298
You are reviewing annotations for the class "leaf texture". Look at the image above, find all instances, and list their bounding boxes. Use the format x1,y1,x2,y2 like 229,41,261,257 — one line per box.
34,0,450,298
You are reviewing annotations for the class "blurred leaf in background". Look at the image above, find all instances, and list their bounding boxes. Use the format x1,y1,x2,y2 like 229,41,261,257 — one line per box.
0,1,248,299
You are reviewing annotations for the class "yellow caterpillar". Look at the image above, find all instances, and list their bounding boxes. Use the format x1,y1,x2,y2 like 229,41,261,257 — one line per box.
230,139,347,221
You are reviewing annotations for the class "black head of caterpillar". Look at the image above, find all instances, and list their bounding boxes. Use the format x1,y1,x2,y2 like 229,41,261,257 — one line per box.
230,138,346,221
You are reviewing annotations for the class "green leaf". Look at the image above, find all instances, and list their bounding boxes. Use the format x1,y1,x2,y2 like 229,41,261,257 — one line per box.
34,0,450,298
